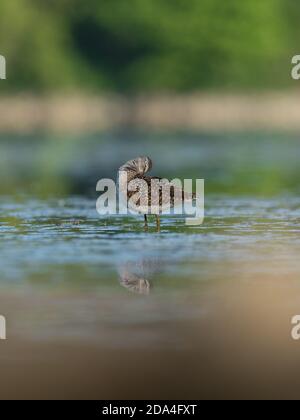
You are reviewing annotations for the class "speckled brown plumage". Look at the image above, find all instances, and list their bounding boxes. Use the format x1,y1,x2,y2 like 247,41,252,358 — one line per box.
118,156,194,230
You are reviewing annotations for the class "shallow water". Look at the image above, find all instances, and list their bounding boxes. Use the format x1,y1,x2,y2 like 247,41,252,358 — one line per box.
1,194,300,398
2,195,300,290
1,131,300,398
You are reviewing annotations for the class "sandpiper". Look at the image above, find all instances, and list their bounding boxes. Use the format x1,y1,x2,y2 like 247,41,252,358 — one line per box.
118,156,195,231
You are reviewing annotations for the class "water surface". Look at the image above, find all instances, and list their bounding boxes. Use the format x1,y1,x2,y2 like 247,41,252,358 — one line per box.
1,132,300,399
1,194,300,398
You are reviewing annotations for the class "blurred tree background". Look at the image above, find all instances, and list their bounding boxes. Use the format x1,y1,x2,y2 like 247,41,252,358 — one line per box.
0,0,299,92
0,0,300,197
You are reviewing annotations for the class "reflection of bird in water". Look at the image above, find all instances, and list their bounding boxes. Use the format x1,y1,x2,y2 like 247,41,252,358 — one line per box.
118,267,150,295
118,260,161,295
118,156,195,231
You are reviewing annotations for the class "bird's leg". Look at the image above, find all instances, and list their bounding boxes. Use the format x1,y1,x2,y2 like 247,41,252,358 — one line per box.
155,214,160,232
144,214,148,231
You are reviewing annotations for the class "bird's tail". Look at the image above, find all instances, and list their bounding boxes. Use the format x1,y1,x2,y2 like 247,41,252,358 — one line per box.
183,191,196,201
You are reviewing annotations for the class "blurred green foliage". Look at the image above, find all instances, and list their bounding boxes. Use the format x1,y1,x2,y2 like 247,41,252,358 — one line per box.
0,132,299,197
0,0,299,92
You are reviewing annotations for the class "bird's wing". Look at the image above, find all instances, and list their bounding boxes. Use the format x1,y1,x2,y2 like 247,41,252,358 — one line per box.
126,175,194,212
143,176,195,202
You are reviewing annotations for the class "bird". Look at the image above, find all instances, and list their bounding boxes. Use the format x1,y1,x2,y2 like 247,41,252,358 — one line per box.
118,156,195,231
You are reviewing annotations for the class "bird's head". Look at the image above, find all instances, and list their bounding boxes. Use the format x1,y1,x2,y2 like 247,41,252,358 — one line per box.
136,156,152,175
121,156,152,175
